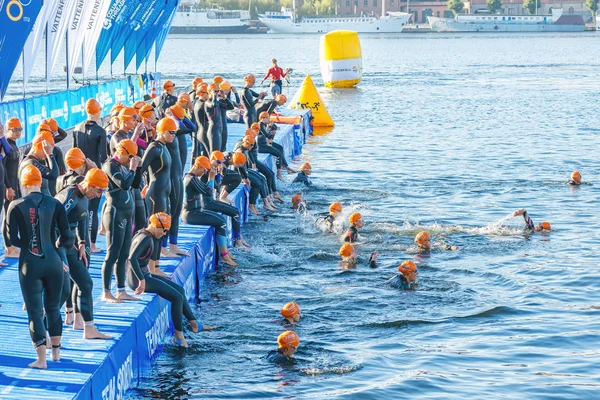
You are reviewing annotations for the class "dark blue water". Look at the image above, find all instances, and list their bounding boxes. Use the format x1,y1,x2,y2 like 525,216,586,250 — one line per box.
114,32,600,398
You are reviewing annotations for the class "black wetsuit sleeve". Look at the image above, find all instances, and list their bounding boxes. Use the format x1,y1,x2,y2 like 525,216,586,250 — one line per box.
190,175,213,197
182,117,197,132
54,201,71,249
108,162,136,190
99,128,108,165
522,211,535,230
236,165,248,180
267,101,278,114
140,145,157,174
30,155,59,180
247,147,257,166
219,98,235,111
55,127,68,143
242,88,259,108
6,203,24,248
128,234,152,281
176,123,193,137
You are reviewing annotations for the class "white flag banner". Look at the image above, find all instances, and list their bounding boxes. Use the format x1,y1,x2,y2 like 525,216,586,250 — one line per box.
82,0,111,78
23,1,49,86
67,0,94,80
46,0,79,85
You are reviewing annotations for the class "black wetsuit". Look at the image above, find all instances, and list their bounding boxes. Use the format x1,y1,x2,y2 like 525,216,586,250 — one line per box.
3,137,20,248
166,131,184,246
257,125,289,169
204,95,222,154
241,87,260,128
193,98,208,159
19,153,58,196
55,185,94,323
126,230,197,332
218,98,235,152
200,169,242,241
384,274,411,290
177,117,196,172
102,158,137,292
6,192,70,347
266,350,293,364
256,99,278,116
323,214,336,233
155,92,178,117
73,119,108,245
220,153,242,195
344,226,359,243
56,170,84,193
293,171,312,186
232,141,269,204
182,173,227,244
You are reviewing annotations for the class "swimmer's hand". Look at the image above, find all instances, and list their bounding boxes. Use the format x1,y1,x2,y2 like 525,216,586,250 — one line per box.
134,279,146,295
78,244,88,266
42,140,53,156
513,209,526,217
202,325,217,331
244,178,251,187
85,158,98,169
131,124,143,142
63,263,69,273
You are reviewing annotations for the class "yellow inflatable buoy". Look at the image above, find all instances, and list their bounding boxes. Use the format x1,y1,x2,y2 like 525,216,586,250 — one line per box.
289,74,334,127
319,30,362,88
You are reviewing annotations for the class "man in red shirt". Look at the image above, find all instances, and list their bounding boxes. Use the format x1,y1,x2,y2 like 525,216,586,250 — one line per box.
260,58,291,97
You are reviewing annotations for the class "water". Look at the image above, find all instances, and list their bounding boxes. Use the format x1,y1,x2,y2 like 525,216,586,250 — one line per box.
127,33,600,398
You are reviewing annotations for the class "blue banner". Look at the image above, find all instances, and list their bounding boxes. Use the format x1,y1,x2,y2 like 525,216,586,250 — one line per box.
154,1,179,63
96,0,136,71
111,0,146,65
137,0,176,71
124,0,162,71
0,0,43,101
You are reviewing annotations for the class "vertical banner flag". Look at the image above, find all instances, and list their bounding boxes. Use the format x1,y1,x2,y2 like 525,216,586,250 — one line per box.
124,0,161,71
95,0,131,71
46,0,78,86
0,0,44,100
23,1,49,86
67,0,93,81
138,0,176,71
110,0,145,65
82,0,110,78
154,0,179,64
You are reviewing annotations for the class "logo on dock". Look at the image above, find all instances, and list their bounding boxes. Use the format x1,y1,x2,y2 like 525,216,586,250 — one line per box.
145,306,169,358
101,351,133,400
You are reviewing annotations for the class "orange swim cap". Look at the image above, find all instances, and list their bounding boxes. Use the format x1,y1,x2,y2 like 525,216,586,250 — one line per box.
32,134,54,151
177,93,191,105
119,107,137,121
276,94,287,103
210,151,224,162
540,221,551,230
7,117,21,130
110,102,125,116
83,168,109,189
43,118,58,132
246,128,258,138
213,76,224,84
149,212,172,230
414,231,430,246
243,135,255,145
163,80,175,90
157,117,178,133
207,83,217,92
117,139,138,157
196,87,208,96
37,123,53,135
329,202,342,213
339,243,354,257
133,101,145,110
20,165,42,187
86,98,102,114
194,156,211,170
220,80,232,91
244,74,256,83
281,302,300,318
571,171,581,182
139,104,155,119
291,193,303,205
65,148,86,169
192,77,203,87
251,122,260,131
232,152,246,165
349,212,362,224
277,331,299,349
259,111,269,120
170,104,185,119
398,260,417,274
300,162,311,171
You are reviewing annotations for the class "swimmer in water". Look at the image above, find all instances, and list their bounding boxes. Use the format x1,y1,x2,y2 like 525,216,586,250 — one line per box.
383,260,418,290
513,209,551,232
292,162,312,186
568,171,582,186
291,193,307,213
127,213,216,347
413,231,457,252
267,331,300,364
281,302,301,325
339,243,378,269
343,212,364,243
321,202,342,233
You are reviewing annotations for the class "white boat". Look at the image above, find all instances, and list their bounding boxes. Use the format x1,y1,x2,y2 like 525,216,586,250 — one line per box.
170,5,252,34
428,9,585,32
596,15,600,30
258,7,410,33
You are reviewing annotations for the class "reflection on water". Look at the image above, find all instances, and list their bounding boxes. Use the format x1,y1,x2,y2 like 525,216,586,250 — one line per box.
128,32,600,399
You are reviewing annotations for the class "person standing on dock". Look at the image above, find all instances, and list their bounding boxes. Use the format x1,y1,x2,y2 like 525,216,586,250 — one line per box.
155,80,178,117
6,165,71,368
3,118,23,259
19,135,58,197
193,85,210,161
241,74,267,129
260,58,291,97
217,80,236,152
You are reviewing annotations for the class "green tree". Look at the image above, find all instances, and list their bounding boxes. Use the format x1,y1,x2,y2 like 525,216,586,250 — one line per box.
523,0,541,15
447,0,464,15
486,0,501,13
585,0,598,21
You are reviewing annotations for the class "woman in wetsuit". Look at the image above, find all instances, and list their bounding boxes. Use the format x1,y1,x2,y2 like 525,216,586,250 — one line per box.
513,209,551,232
41,120,67,182
320,202,343,233
204,84,223,154
344,212,364,243
256,119,295,181
383,261,418,290
101,139,142,303
3,118,23,259
169,104,196,170
217,81,236,152
0,123,12,265
127,212,215,347
245,128,283,204
193,86,209,161
218,151,243,202
182,156,237,266
55,169,111,340
241,74,267,128
266,331,300,364
256,94,287,117
6,165,70,368
19,134,58,197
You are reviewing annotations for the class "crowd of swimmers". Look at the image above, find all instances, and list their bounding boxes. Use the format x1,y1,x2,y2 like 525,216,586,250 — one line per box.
0,60,587,368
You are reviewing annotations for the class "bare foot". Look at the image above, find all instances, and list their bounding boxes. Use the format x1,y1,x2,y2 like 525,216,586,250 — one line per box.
238,238,251,248
84,325,112,340
5,247,19,258
65,309,74,325
90,243,101,253
73,314,84,330
276,171,285,181
0,260,7,267
190,320,199,333
287,168,297,174
222,255,238,267
273,193,284,203
29,359,47,369
203,325,217,331
173,335,188,347
249,204,260,215
116,291,141,301
98,225,106,236
101,292,124,303
170,245,189,257
51,347,60,362
153,268,171,278
161,248,179,258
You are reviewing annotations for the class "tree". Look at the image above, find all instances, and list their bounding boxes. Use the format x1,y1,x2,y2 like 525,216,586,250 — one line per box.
585,0,598,21
486,0,501,13
447,0,464,15
523,0,541,15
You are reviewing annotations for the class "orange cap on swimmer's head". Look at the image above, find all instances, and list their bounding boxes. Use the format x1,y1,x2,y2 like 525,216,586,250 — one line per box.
540,221,551,230
220,80,232,91
243,135,255,145
207,83,217,93
571,171,581,183
139,104,155,119
414,231,430,246
277,331,299,349
259,111,269,120
110,102,125,116
339,243,354,258
192,77,203,88
281,302,300,318
276,94,287,104
156,117,178,133
83,168,109,189
196,87,208,97
133,101,145,110
349,212,362,225
7,117,21,130
65,148,86,169
251,122,260,131
291,193,303,206
117,139,138,157
43,118,58,132
329,202,342,213
244,74,256,83
119,107,137,121
86,98,102,115
37,123,53,135
194,156,211,170
32,133,54,151
20,165,42,187
178,93,191,105
210,151,224,162
232,152,246,165
163,80,175,90
170,104,185,119
300,162,311,171
246,128,258,138
213,76,223,84
149,212,172,230
398,260,417,275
